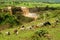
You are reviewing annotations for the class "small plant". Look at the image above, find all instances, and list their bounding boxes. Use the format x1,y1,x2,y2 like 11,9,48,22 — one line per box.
31,30,49,40
35,30,49,37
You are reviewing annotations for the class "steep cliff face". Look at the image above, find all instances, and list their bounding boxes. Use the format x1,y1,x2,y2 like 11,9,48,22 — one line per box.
1,6,39,20
20,7,38,20
21,7,29,15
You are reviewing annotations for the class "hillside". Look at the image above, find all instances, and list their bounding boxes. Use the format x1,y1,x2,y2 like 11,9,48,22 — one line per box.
0,1,60,40
0,0,60,3
0,8,60,40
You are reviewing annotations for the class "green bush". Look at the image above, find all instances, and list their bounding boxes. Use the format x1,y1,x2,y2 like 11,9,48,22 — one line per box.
0,13,19,26
0,13,33,27
31,30,49,40
35,30,48,37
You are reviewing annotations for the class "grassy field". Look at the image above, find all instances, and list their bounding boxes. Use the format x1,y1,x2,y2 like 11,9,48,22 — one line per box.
0,2,60,40
0,10,60,40
0,19,60,40
0,2,60,8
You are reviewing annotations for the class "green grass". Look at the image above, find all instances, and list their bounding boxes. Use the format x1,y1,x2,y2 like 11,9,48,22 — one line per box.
0,19,60,40
0,10,60,40
0,2,60,40
0,2,60,8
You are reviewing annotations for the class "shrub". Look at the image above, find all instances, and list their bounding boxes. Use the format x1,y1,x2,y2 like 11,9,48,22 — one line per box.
0,13,33,28
35,30,48,37
31,30,49,40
